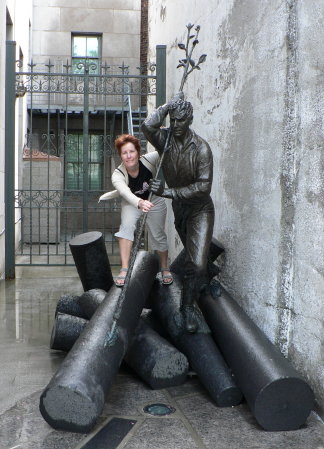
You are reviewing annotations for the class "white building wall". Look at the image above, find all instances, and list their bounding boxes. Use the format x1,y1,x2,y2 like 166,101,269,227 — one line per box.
32,0,141,72
0,1,33,278
147,0,324,412
0,2,6,277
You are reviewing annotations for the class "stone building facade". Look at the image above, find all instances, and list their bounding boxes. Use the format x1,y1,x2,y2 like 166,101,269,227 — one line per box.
0,0,33,276
32,0,141,71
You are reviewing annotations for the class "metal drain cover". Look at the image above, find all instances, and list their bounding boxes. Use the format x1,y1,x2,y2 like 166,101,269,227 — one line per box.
143,403,176,416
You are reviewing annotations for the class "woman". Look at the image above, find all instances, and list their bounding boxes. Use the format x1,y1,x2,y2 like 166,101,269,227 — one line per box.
99,134,173,287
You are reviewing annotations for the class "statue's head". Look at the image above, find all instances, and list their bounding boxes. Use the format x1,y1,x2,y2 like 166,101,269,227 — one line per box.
169,99,193,137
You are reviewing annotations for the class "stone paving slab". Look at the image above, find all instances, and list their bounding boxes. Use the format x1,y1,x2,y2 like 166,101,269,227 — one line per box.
0,270,323,449
0,371,323,449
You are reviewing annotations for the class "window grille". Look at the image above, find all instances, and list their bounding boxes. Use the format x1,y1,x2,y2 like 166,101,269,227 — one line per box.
65,133,103,190
71,34,101,74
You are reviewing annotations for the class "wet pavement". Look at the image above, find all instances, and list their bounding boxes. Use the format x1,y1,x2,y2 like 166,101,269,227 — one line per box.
0,267,323,449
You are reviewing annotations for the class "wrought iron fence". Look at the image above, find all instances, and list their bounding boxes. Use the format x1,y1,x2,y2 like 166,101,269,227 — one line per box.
13,59,160,266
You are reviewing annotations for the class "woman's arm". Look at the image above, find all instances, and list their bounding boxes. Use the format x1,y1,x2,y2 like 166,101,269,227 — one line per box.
112,170,140,208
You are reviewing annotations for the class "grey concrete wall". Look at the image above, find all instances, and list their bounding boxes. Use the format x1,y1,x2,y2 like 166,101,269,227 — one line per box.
0,1,33,278
0,2,6,277
32,0,141,73
147,0,324,412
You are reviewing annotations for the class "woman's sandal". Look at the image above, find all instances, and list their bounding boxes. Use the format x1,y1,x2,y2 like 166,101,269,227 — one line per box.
161,268,173,285
114,268,128,287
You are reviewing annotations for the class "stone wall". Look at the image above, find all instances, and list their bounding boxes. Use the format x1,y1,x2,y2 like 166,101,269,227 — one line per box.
146,0,324,412
0,0,33,278
32,0,141,72
140,0,148,70
0,1,6,277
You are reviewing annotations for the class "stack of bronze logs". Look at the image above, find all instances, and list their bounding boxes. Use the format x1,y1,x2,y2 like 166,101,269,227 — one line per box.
39,231,315,434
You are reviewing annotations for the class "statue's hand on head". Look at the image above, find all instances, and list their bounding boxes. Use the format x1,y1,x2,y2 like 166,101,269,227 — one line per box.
168,91,184,108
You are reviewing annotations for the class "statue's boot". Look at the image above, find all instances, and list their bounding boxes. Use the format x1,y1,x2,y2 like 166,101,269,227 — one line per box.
181,305,198,333
181,279,198,334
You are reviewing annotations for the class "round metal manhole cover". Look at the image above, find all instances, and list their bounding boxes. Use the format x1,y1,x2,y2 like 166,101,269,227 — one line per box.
143,403,176,416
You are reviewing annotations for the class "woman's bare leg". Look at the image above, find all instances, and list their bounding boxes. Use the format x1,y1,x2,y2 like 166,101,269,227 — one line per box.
116,238,133,286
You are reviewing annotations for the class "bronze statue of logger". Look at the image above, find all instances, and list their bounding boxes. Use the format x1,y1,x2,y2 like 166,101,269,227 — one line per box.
143,24,214,333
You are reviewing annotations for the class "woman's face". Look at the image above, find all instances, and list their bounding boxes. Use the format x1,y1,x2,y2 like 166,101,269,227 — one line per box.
120,142,139,172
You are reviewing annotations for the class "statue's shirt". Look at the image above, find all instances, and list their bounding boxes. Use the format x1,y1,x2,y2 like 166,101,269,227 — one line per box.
162,130,213,204
142,103,215,276
142,105,213,205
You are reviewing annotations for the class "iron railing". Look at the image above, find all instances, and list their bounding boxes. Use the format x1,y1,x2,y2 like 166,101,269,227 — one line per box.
11,57,163,266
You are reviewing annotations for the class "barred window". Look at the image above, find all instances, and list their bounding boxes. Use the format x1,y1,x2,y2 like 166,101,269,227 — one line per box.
71,34,101,74
65,134,103,190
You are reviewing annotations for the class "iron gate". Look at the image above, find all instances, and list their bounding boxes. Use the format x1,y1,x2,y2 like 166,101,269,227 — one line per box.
9,47,166,268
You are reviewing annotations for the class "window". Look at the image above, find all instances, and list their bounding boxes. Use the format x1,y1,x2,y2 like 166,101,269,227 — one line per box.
71,34,101,74
65,134,103,190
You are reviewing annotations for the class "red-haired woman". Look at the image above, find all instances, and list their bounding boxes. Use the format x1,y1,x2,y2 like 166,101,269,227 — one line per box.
99,134,172,287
